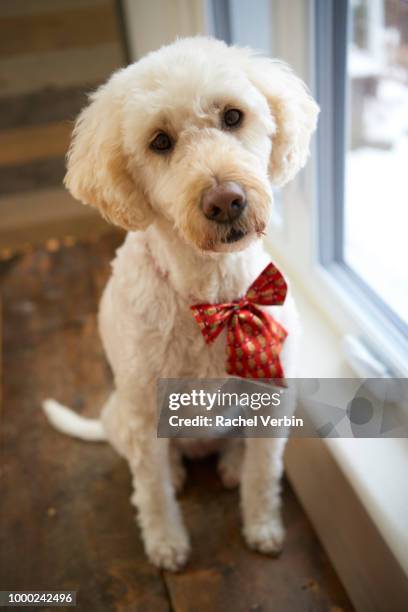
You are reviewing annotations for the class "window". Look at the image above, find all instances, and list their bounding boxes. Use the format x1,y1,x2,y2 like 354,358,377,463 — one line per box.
345,0,408,333
209,0,273,54
316,0,408,373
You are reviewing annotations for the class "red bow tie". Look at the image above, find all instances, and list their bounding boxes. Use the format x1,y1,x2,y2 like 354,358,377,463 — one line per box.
191,263,288,379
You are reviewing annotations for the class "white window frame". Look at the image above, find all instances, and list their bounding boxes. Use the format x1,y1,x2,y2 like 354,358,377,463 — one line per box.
263,0,408,378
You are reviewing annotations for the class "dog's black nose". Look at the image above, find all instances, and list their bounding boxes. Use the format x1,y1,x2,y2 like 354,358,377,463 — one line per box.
201,182,246,223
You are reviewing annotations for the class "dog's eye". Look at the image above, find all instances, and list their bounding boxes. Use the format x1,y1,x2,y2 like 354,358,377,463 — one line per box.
222,108,243,129
150,132,173,153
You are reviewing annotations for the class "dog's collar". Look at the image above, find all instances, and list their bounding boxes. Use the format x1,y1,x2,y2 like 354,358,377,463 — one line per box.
145,240,170,283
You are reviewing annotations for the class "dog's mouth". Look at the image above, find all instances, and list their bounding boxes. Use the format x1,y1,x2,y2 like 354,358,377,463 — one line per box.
221,228,247,244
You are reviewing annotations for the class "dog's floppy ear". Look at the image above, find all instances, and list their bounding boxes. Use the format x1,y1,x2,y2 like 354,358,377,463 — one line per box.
245,55,319,186
65,76,153,231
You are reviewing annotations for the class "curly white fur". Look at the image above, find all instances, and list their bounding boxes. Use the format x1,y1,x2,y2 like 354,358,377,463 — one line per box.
43,36,318,571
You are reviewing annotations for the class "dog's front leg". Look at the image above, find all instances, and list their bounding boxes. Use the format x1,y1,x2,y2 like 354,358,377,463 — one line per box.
102,388,190,570
240,437,287,555
127,421,190,571
103,388,189,572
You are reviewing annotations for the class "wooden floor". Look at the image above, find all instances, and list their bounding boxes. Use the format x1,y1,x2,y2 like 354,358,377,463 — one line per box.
1,233,354,612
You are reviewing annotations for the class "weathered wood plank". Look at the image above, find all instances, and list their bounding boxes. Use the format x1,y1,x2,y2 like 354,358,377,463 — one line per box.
0,121,71,166
0,44,123,97
0,3,120,59
0,84,93,130
0,158,65,195
0,188,114,251
0,0,107,19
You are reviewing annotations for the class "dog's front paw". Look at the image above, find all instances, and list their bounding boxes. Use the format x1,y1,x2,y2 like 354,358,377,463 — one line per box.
145,528,190,572
243,516,285,556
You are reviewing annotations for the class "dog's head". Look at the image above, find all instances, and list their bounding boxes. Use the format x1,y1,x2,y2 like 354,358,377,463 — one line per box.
65,37,318,253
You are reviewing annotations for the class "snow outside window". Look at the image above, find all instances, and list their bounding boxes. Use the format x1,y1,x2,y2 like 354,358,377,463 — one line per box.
345,0,408,334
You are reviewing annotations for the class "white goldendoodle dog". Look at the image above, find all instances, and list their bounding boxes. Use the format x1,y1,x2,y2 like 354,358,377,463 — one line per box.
43,36,318,571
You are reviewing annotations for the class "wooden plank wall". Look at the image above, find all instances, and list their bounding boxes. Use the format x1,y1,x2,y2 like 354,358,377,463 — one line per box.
0,0,125,251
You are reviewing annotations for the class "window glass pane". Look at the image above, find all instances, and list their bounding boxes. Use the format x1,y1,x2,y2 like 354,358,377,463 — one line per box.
345,0,408,328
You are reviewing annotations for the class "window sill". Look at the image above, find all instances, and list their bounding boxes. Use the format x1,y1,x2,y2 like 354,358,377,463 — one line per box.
265,246,408,609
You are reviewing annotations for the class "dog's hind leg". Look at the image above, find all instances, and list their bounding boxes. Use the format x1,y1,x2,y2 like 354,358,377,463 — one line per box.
217,439,244,489
170,442,187,494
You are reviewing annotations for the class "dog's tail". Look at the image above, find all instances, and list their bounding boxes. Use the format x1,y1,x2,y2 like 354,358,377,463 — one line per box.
42,399,107,442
